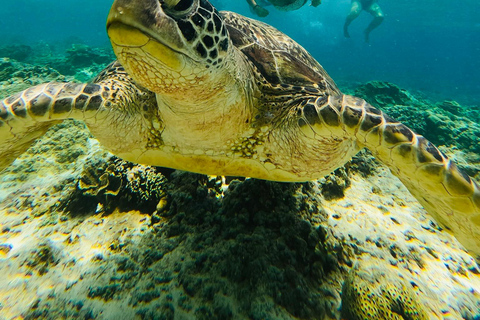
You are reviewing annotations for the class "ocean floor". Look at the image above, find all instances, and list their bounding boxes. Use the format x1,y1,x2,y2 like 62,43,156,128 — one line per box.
0,45,480,319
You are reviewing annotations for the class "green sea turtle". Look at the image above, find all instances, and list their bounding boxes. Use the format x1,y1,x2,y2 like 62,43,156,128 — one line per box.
0,0,479,261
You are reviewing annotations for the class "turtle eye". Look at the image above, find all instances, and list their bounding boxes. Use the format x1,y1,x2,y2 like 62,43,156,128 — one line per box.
161,0,195,16
173,0,193,11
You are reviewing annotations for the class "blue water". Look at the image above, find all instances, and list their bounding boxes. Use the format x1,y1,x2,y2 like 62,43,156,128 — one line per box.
1,0,479,104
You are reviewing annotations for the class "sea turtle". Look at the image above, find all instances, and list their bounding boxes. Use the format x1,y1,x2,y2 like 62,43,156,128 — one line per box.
1,0,479,261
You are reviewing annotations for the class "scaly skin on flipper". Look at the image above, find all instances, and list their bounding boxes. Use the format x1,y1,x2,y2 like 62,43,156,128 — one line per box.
0,62,157,171
295,93,480,258
343,95,480,257
1,0,479,263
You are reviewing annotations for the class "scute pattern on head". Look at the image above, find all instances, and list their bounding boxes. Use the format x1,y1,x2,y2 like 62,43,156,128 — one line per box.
163,0,230,68
222,11,339,94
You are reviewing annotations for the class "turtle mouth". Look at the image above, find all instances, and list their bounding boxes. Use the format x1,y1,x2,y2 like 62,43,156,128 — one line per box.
107,0,229,71
107,22,191,71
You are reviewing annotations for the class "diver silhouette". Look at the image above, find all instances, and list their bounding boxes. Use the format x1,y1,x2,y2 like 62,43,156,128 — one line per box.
344,0,384,42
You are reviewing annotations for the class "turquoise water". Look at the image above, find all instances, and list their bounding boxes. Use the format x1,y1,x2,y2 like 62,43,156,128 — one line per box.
0,0,478,104
1,1,480,319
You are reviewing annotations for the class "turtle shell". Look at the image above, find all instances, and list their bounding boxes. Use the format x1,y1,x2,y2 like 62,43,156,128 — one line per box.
221,11,340,95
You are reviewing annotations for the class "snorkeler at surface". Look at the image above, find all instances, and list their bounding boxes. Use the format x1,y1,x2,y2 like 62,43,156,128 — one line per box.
247,0,321,17
344,0,384,43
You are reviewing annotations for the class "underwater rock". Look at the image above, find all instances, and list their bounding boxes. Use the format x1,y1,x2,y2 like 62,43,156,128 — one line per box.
354,81,423,109
63,156,167,215
355,81,480,157
436,100,480,123
1,81,480,319
0,120,99,217
0,59,20,82
341,264,429,320
0,58,63,83
319,150,379,201
437,100,463,116
66,44,113,68
50,44,115,76
0,43,115,85
0,58,67,99
319,168,351,201
0,44,33,62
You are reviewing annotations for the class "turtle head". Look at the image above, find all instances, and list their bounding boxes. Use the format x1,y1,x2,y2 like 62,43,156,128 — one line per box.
107,0,237,103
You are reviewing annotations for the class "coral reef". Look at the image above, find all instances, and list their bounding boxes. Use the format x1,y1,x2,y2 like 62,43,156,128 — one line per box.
1,119,480,319
51,44,115,79
0,43,115,88
355,81,480,179
0,58,66,99
63,156,167,215
341,264,429,320
65,44,113,68
0,67,480,319
354,81,423,109
0,44,32,62
355,81,480,154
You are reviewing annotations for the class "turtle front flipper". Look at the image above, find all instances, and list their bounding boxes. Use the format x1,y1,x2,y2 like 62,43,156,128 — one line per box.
332,94,480,261
0,82,104,171
0,65,155,172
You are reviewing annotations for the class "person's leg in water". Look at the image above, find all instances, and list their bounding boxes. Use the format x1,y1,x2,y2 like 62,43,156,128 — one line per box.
364,2,384,42
247,0,270,17
344,0,362,38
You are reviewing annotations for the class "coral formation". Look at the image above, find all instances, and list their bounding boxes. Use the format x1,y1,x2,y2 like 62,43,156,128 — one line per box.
354,81,422,109
1,56,480,319
64,156,167,215
341,264,429,320
0,58,66,99
0,44,32,62
51,44,115,79
355,81,480,155
65,44,113,68
0,43,115,90
355,81,480,180
1,124,480,319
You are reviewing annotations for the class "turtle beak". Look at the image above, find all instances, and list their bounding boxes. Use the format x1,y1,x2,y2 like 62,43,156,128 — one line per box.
107,0,229,66
107,0,190,74
107,0,187,53
105,0,233,100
